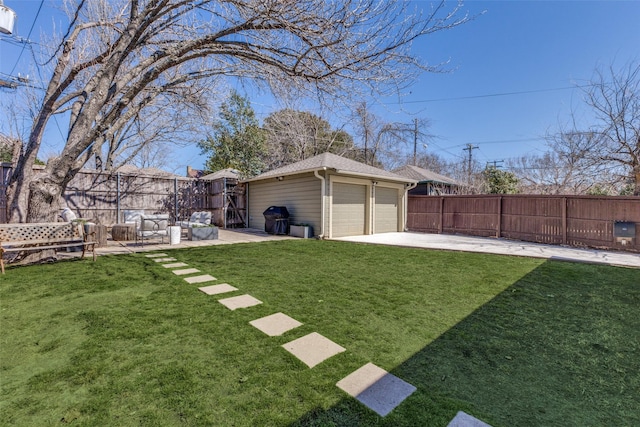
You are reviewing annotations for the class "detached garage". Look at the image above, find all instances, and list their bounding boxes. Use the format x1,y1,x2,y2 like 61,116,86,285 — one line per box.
244,153,417,238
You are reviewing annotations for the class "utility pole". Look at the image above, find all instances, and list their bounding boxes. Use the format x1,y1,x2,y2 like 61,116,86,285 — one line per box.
463,144,478,185
486,160,504,169
360,102,369,165
412,118,418,165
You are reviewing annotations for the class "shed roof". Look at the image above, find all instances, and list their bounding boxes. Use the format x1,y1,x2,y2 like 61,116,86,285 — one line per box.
201,168,240,180
246,152,416,184
393,165,459,186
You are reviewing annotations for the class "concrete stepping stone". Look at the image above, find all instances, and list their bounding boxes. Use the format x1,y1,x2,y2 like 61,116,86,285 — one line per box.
153,257,177,262
162,262,188,268
172,268,200,275
184,274,216,284
250,312,303,337
218,294,262,310
198,283,238,295
145,253,168,258
282,332,345,368
447,411,493,427
336,363,416,417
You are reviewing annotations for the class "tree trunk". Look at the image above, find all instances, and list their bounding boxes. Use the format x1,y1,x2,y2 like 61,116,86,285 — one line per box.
7,160,66,265
26,174,65,222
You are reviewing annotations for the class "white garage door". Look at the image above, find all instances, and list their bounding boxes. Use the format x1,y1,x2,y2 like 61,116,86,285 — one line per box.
332,183,366,237
374,187,399,233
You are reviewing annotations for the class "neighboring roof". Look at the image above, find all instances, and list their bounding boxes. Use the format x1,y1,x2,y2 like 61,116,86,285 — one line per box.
201,168,240,180
245,152,416,184
113,164,179,177
187,165,205,178
393,165,459,186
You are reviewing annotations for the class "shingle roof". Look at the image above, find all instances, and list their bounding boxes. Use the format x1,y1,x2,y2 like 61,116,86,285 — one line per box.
393,165,459,185
113,164,179,177
246,152,415,183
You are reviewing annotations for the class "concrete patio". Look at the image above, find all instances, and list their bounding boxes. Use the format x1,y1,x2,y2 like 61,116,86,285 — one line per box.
86,228,293,257
333,232,640,268
60,227,640,269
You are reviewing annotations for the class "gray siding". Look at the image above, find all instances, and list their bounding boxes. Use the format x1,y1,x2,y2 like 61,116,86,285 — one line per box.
248,173,322,234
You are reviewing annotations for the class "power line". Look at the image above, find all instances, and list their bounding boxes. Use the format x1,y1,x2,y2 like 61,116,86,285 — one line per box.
393,85,592,105
9,0,44,76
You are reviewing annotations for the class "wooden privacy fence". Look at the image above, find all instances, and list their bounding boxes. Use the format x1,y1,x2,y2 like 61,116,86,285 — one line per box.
0,163,246,227
407,194,640,252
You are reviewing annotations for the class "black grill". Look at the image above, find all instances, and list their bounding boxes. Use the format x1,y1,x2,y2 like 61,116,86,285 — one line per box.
263,206,290,235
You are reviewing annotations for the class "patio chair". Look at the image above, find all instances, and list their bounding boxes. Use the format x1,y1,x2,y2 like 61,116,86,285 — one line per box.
177,211,212,234
135,214,169,246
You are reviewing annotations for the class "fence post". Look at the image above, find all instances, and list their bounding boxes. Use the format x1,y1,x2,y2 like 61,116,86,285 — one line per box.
496,196,502,238
174,178,178,223
438,196,444,234
116,172,121,223
562,197,567,245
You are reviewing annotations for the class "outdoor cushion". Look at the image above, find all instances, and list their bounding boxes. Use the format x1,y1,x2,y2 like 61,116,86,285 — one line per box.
60,208,77,222
200,211,212,225
124,209,144,224
177,211,211,229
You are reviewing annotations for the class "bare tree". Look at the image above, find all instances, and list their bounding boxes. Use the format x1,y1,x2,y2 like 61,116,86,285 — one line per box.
92,68,214,171
580,61,640,195
351,102,433,169
263,109,355,169
510,126,629,195
6,0,470,223
509,62,639,195
414,152,451,175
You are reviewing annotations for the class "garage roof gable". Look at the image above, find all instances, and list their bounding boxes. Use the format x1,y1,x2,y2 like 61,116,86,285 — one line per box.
393,164,459,186
245,152,416,184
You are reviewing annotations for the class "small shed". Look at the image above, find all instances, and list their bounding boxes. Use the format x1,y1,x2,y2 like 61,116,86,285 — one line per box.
244,153,417,238
200,168,246,228
393,165,460,195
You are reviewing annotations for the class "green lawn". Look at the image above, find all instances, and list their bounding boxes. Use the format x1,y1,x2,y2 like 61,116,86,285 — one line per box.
1,240,638,426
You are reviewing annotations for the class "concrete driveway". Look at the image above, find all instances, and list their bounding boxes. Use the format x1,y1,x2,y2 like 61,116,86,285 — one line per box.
333,232,640,268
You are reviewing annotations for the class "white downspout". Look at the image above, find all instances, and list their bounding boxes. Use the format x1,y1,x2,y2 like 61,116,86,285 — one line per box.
314,169,327,239
404,182,418,231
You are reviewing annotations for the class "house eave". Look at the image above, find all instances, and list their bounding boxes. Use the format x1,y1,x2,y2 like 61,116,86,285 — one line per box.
242,167,328,183
243,165,417,186
334,169,417,185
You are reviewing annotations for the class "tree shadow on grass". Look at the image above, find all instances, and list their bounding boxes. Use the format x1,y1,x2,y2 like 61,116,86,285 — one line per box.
292,260,640,427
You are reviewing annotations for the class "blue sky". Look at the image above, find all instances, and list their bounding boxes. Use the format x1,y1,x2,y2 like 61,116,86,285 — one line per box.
1,1,639,173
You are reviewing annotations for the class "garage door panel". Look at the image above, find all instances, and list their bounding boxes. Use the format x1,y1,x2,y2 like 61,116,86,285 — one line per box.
375,187,398,233
333,183,366,237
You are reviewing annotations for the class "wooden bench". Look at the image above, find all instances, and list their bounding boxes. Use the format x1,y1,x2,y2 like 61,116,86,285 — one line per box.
0,222,97,274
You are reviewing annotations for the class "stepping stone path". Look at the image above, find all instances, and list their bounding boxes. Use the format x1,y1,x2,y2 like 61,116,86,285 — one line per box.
142,251,429,419
250,312,302,337
337,363,417,417
172,268,201,275
447,411,493,427
218,294,263,310
282,332,346,368
162,262,189,268
199,283,238,295
184,274,216,284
